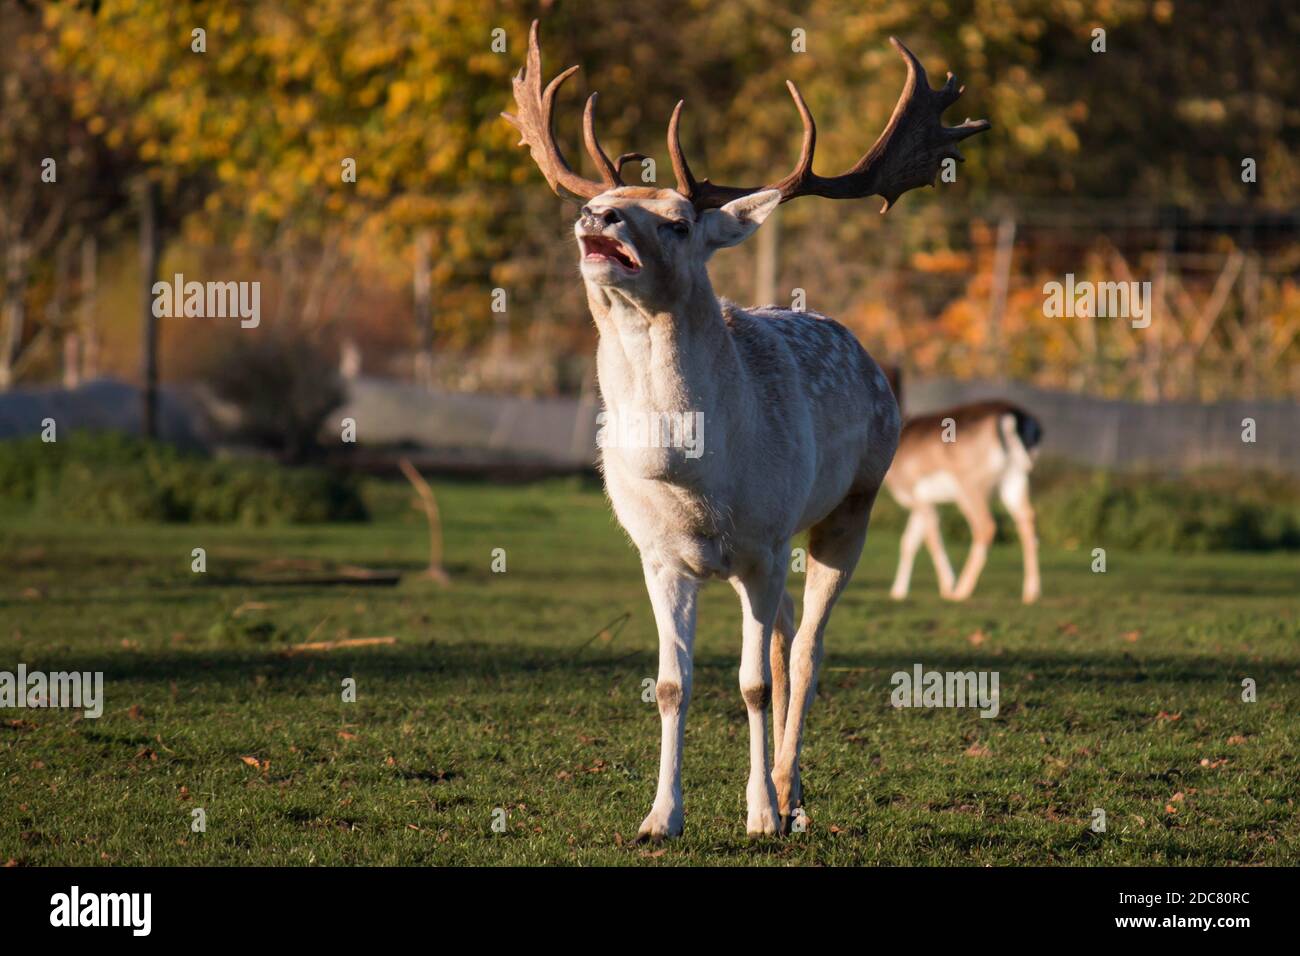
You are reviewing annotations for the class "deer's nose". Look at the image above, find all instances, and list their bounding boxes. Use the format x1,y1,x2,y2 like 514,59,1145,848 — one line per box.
580,206,621,227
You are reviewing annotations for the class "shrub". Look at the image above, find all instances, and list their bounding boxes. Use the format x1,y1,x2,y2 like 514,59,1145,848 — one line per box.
0,432,366,525
1033,467,1300,552
199,329,345,463
868,460,1300,552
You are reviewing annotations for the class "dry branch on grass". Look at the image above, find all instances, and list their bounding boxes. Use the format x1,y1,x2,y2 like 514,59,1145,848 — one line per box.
399,457,451,585
284,636,398,654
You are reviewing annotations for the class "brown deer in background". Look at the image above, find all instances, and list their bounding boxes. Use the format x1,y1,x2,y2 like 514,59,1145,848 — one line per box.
504,23,988,839
882,367,1043,604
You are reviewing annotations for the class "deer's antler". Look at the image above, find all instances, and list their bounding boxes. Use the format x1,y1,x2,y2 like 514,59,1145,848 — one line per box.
669,37,991,213
501,21,630,202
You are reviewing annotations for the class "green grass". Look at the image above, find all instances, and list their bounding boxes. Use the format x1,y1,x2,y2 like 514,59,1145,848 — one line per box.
1,477,1297,866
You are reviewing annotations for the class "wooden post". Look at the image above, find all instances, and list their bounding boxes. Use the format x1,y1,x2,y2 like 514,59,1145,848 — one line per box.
136,178,161,439
1242,251,1261,399
987,214,1016,378
398,457,450,585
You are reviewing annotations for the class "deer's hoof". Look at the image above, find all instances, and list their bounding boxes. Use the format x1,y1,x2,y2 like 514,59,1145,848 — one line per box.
746,806,779,838
636,807,683,843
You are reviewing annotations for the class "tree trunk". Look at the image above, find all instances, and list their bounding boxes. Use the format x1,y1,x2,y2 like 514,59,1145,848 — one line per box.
413,229,433,387
0,239,31,390
80,233,99,380
137,178,161,439
51,238,77,388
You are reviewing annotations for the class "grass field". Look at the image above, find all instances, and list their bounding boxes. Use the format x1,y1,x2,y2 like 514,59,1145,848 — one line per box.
2,477,1297,866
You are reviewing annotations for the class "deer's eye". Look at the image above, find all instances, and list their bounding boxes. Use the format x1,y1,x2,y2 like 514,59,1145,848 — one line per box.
662,220,690,237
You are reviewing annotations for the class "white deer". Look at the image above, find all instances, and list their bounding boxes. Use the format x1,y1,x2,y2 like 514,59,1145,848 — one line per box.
504,22,988,839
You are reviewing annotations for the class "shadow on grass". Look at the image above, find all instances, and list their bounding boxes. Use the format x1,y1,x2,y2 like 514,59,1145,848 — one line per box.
16,640,1294,693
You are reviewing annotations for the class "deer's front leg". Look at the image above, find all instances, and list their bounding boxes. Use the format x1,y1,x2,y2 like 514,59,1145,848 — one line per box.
732,556,786,837
637,556,699,842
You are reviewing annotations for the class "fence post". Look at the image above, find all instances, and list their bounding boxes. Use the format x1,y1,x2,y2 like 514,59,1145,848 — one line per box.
987,214,1016,377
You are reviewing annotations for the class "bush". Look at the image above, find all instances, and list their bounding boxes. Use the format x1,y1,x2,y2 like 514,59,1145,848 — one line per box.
1035,469,1300,552
868,460,1300,553
0,432,366,525
199,329,345,463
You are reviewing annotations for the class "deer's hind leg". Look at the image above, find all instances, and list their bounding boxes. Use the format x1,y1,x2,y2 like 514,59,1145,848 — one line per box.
998,467,1040,604
770,590,795,762
772,487,876,831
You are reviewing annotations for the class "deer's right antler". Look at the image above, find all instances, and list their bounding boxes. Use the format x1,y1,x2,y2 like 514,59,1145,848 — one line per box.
669,37,991,213
501,21,630,202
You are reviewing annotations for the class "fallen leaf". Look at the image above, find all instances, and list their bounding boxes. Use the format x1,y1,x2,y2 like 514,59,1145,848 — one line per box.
1227,735,1247,746
1122,630,1141,643
1155,711,1182,722
967,630,987,647
964,743,991,758
338,731,357,741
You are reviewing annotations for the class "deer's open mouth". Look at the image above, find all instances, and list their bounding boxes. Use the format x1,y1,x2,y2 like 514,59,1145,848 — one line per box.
580,235,640,273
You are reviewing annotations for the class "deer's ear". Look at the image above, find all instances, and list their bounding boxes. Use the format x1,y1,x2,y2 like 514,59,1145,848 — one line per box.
699,189,782,250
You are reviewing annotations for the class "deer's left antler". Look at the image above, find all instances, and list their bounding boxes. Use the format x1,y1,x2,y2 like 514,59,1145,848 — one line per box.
669,37,991,213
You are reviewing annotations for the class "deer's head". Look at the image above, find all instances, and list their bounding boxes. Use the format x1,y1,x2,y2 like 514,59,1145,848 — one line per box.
570,188,781,305
503,21,989,308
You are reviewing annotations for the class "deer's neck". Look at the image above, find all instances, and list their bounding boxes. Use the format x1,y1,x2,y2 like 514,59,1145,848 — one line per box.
587,281,738,418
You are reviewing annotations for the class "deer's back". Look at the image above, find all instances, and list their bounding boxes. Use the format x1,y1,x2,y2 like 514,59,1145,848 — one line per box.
887,401,1042,505
726,303,900,497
